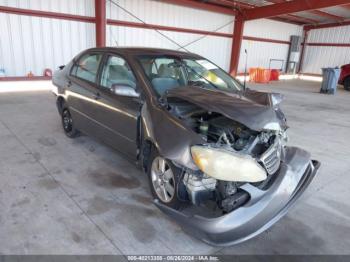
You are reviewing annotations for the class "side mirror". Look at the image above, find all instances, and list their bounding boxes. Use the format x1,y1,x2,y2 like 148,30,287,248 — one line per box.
111,84,140,98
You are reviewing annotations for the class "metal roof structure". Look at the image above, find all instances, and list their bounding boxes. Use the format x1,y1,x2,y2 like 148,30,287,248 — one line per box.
163,0,350,26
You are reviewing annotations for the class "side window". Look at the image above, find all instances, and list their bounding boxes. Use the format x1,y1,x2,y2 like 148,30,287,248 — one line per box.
100,56,136,90
71,53,102,83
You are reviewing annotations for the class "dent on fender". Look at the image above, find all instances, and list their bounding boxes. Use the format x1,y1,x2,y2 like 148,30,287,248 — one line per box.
141,102,201,170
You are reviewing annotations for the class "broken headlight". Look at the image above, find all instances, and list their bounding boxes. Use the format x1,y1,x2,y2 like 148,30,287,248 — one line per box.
191,146,267,182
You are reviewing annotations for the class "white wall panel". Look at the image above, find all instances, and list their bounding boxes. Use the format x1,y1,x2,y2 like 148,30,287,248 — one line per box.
0,13,95,76
107,0,234,33
0,0,94,16
301,25,350,74
308,25,350,43
107,25,232,70
0,0,306,77
244,19,302,41
237,19,302,73
302,46,350,74
238,40,290,73
106,0,234,71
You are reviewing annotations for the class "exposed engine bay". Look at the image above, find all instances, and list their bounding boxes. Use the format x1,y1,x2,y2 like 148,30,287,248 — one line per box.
167,98,286,213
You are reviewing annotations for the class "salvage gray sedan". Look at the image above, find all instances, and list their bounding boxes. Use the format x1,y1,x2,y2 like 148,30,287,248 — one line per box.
52,47,320,246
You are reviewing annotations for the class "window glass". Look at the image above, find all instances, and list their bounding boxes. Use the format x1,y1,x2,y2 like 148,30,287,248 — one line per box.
72,53,102,83
138,56,241,96
100,56,136,89
138,57,187,96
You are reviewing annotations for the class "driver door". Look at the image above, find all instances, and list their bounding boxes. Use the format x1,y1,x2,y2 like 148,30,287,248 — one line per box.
93,54,141,158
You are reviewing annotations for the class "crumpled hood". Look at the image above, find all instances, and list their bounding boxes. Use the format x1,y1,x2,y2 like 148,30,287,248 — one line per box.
165,86,286,131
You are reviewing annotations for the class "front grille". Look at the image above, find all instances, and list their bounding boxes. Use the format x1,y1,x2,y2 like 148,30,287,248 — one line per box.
260,138,282,175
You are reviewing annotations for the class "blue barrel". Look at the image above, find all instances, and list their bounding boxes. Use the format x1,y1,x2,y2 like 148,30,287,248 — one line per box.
320,67,341,94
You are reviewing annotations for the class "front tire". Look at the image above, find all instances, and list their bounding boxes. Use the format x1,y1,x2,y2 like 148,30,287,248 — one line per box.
147,148,184,210
61,108,79,138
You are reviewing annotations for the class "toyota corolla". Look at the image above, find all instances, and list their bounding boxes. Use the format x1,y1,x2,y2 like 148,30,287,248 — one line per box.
52,47,320,246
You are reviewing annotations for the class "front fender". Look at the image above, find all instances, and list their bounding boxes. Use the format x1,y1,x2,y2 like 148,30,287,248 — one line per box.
140,102,203,170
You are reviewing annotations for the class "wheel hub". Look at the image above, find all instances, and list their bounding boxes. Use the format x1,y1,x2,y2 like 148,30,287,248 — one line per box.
151,156,175,203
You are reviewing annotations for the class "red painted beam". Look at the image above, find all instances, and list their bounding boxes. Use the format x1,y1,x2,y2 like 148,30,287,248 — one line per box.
305,19,350,30
208,0,251,9
243,36,290,45
0,5,95,23
160,0,235,15
267,0,344,22
107,19,233,38
270,17,305,25
283,14,319,24
309,10,344,22
306,42,350,47
95,0,106,47
108,19,293,45
341,4,350,10
229,14,244,76
243,0,350,20
0,4,293,42
211,0,312,24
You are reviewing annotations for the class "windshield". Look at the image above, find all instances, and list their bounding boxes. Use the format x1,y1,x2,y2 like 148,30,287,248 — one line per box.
138,56,242,96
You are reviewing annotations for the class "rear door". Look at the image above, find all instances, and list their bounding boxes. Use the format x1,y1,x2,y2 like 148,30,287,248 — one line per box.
92,54,142,158
67,52,104,137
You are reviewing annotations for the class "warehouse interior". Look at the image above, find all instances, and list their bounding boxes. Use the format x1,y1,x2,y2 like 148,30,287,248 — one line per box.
0,0,350,257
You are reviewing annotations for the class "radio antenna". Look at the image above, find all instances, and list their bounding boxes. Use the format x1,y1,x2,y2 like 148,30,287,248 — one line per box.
243,49,248,90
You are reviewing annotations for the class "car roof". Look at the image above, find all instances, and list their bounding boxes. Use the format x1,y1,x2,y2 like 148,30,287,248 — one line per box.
85,47,202,58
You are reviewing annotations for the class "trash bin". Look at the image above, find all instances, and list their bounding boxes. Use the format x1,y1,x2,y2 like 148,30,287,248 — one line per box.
320,67,341,94
270,69,280,81
249,68,258,82
249,68,271,83
255,68,271,83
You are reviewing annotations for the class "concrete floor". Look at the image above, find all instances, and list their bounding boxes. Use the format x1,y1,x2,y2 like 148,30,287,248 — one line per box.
0,79,349,255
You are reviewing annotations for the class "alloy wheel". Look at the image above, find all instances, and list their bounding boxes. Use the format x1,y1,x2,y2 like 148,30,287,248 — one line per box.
151,156,175,203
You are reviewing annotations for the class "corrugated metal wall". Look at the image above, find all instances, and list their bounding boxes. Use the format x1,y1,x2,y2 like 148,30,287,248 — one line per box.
0,0,95,77
0,0,94,16
0,0,303,77
106,0,234,70
301,25,350,74
238,19,303,73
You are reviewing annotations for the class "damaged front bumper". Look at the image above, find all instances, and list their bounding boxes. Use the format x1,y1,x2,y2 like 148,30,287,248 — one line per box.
154,146,320,246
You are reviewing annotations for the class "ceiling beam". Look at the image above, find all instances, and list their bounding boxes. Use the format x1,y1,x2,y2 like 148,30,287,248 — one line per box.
161,0,235,15
207,0,252,9
341,4,350,10
0,5,95,23
271,16,305,25
283,14,319,24
243,0,350,20
305,19,350,30
212,0,318,24
215,0,318,24
267,0,344,22
309,9,344,22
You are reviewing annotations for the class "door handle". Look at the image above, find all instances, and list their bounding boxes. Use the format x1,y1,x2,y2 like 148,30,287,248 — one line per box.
93,92,100,100
67,80,72,87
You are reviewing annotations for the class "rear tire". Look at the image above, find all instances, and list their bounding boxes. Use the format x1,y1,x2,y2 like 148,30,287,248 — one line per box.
147,147,185,210
61,108,80,138
344,77,350,91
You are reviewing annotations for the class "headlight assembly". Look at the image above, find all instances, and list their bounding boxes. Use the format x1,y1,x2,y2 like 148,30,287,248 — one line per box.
191,146,267,182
